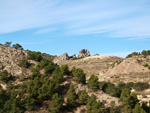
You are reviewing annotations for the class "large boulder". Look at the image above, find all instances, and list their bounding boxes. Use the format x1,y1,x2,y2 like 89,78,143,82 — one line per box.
58,53,70,61
78,49,90,58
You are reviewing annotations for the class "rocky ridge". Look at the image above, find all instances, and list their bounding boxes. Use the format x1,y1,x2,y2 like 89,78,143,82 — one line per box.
0,44,29,77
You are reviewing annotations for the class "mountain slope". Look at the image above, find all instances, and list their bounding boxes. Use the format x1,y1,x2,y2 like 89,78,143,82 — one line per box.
54,55,123,77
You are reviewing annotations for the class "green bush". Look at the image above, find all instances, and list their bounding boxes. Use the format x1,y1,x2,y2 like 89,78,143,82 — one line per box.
51,67,64,85
27,51,43,62
18,58,31,68
67,84,77,107
143,63,149,67
133,82,149,91
0,70,9,82
120,88,139,108
102,82,121,97
12,43,23,50
4,42,12,47
60,64,70,75
87,74,99,89
44,61,57,75
132,103,146,113
72,68,86,84
78,90,89,105
48,93,63,113
39,59,49,69
86,94,104,113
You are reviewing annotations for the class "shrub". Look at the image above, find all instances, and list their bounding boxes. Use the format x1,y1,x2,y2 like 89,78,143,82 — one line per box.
51,67,64,85
67,84,77,107
48,93,63,113
18,58,31,68
133,82,149,91
87,74,99,89
102,82,121,97
78,90,89,105
143,63,149,67
60,64,70,75
86,94,104,113
0,70,9,82
39,59,49,69
120,88,139,108
4,42,12,47
27,51,43,62
132,103,146,113
44,61,57,75
72,68,86,84
12,43,23,50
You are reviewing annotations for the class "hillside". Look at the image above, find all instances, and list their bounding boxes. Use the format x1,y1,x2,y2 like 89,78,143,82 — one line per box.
100,55,150,83
54,54,123,77
0,45,150,113
0,44,29,77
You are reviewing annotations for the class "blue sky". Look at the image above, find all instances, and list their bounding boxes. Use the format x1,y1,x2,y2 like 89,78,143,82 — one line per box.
0,0,150,57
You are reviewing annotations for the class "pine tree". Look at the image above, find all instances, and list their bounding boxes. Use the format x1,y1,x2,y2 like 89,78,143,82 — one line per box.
72,68,86,84
4,42,12,47
87,74,99,89
51,67,64,85
86,94,104,113
121,105,132,113
78,90,89,104
60,64,70,75
67,84,76,107
132,103,146,113
49,93,63,113
120,88,131,106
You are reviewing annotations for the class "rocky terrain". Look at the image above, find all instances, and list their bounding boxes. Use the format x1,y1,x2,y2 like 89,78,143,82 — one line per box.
99,55,150,83
0,44,29,77
54,51,122,77
0,44,150,113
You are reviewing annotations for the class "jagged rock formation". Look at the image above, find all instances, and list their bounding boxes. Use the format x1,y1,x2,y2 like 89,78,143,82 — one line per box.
0,44,29,77
54,49,91,63
78,49,90,58
53,53,70,63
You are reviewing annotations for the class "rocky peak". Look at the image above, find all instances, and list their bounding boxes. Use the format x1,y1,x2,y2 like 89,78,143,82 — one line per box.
78,49,90,58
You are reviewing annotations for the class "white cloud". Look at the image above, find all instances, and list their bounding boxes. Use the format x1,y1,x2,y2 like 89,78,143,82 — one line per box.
0,0,150,40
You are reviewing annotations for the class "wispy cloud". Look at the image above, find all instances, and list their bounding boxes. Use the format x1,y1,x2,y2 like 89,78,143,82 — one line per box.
34,28,58,34
0,0,150,40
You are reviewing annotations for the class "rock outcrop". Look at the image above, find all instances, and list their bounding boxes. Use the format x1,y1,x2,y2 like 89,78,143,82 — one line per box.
53,53,70,63
0,44,30,77
78,49,90,58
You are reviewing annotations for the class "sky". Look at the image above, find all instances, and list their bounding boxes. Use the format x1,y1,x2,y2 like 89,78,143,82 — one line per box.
0,0,150,58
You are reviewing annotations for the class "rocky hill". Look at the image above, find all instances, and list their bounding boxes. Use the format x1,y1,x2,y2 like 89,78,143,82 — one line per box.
99,55,150,84
0,45,150,113
54,51,123,77
0,44,56,77
0,44,29,77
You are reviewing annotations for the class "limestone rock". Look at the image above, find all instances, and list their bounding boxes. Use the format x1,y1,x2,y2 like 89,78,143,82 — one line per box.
78,49,90,58
0,44,30,77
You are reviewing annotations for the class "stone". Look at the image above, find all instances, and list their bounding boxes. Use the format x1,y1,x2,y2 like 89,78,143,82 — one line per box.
78,49,90,58
58,53,70,61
